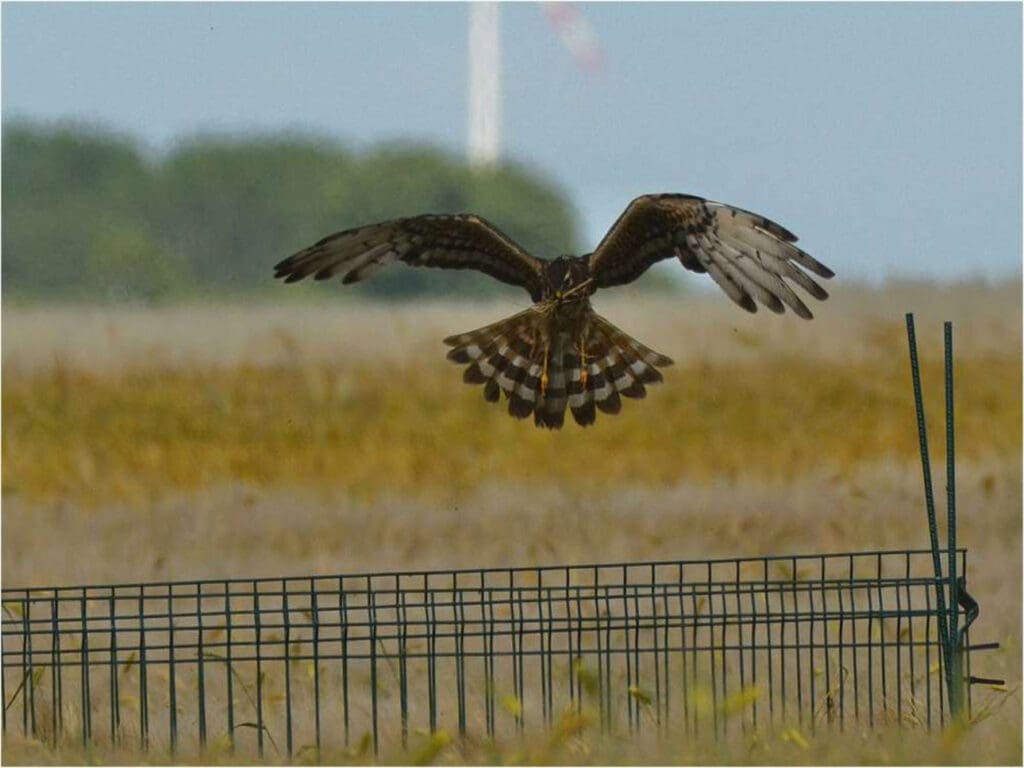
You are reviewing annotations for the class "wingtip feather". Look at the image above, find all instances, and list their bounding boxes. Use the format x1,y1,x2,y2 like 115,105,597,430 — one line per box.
791,300,814,320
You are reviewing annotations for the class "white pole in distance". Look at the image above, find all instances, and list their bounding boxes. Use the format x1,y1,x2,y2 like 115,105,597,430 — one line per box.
467,2,501,169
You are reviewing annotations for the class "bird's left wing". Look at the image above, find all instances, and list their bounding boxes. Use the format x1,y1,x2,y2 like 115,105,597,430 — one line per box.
275,214,546,299
587,194,834,318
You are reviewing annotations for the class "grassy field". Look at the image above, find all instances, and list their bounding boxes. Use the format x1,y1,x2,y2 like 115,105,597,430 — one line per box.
2,281,1021,764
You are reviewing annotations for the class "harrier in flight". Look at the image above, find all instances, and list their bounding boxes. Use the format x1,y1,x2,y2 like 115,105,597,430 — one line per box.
275,194,834,429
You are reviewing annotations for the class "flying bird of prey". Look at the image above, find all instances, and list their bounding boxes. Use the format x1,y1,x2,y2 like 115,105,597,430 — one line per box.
274,194,834,429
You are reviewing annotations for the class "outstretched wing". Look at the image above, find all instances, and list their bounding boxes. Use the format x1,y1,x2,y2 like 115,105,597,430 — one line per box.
275,214,546,300
587,194,834,319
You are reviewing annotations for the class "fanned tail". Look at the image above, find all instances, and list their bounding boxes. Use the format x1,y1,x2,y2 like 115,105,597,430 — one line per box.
444,308,672,429
535,332,569,429
443,308,543,415
568,314,673,426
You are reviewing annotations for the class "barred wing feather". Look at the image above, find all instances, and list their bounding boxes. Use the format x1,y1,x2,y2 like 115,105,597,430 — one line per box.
275,214,546,299
588,194,834,318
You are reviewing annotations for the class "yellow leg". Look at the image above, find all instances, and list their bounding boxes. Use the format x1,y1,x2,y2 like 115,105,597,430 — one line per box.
579,342,589,389
540,345,550,397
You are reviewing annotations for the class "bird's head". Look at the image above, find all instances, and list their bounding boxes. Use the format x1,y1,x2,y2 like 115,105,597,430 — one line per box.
547,256,589,300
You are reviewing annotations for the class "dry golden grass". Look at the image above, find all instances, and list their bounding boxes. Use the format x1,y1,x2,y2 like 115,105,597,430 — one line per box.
3,281,1018,375
2,711,1021,766
2,281,1021,764
2,283,1020,507
2,348,1019,507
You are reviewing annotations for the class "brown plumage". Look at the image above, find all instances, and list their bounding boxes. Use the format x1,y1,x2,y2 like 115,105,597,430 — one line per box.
274,193,834,428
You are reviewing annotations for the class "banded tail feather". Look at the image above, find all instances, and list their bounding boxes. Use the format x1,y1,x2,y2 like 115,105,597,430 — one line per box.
443,309,673,429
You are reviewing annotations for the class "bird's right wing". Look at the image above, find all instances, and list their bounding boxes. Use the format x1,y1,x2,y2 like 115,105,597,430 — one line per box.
588,194,834,318
275,214,547,300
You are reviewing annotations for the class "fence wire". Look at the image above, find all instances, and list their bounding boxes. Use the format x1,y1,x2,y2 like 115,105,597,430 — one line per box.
2,548,991,758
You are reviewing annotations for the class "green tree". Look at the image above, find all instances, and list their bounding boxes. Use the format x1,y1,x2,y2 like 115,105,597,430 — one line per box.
2,122,589,302
2,121,167,299
84,223,189,301
154,135,355,294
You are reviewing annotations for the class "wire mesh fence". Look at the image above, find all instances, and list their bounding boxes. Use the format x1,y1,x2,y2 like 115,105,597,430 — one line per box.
0,549,996,758
0,317,1004,759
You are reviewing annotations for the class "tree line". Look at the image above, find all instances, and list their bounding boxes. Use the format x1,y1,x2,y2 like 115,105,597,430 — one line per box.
2,121,583,302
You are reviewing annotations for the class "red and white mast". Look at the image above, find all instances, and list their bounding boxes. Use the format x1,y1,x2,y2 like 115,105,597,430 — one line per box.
466,3,604,169
542,3,606,75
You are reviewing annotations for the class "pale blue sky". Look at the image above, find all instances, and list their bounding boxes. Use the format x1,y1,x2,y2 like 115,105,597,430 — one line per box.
3,2,1021,282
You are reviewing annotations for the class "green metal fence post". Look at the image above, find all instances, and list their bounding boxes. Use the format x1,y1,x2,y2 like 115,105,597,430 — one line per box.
944,322,962,717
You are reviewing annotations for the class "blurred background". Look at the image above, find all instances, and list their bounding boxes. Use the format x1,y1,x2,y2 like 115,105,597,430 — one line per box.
1,3,1021,762
2,2,1021,302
